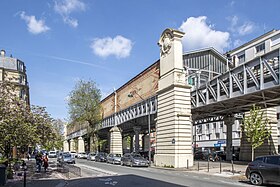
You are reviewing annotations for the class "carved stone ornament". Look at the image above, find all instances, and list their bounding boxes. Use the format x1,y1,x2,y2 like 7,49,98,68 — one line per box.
158,29,174,56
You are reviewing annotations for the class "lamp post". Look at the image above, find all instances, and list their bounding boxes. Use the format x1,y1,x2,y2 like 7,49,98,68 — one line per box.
128,91,151,166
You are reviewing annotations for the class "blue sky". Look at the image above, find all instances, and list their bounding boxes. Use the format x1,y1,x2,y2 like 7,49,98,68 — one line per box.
0,0,279,120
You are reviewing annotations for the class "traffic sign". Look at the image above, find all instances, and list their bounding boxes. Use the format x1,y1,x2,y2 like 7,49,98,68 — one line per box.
214,143,221,147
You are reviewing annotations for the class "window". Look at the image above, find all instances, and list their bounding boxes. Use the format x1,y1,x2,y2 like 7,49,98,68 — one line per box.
238,54,245,63
266,156,280,165
256,43,265,53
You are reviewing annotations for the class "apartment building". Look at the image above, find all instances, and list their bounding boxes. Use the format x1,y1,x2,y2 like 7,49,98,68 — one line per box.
0,49,29,104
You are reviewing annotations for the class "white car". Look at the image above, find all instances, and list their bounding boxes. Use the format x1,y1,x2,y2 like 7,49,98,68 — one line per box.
77,152,87,159
87,152,96,161
70,151,78,158
48,151,57,158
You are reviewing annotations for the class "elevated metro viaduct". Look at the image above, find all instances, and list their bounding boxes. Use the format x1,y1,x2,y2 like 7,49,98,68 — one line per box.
65,28,280,168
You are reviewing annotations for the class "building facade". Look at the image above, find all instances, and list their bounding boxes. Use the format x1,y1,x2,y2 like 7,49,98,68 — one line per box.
0,49,29,104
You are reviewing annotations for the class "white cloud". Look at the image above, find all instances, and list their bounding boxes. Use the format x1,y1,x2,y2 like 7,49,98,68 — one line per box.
90,35,133,58
19,11,50,34
54,0,86,28
228,15,255,36
238,22,254,35
179,16,230,52
233,39,243,47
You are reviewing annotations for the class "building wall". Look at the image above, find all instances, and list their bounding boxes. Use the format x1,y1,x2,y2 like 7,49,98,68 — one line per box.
227,30,280,67
101,62,160,118
0,50,29,104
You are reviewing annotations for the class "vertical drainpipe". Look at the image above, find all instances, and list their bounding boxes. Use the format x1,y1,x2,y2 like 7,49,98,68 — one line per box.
114,88,117,126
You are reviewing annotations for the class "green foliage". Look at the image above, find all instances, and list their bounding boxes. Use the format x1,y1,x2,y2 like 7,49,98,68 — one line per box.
242,105,271,160
68,79,102,129
0,81,64,158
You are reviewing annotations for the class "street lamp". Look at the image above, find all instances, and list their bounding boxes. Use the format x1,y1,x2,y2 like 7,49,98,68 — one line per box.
128,91,151,166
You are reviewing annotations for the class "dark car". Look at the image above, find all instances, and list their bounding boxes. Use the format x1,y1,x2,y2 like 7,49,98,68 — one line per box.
95,152,107,162
213,151,226,161
139,151,155,162
194,151,211,160
107,153,122,164
121,153,149,167
245,155,280,186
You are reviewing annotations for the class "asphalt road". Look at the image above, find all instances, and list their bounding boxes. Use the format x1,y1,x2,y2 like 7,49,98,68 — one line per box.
64,159,253,187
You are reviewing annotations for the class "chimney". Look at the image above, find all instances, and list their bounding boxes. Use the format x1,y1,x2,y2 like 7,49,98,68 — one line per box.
0,49,6,57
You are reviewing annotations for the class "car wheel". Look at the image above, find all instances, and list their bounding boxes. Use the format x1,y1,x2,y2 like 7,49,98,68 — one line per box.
250,172,263,186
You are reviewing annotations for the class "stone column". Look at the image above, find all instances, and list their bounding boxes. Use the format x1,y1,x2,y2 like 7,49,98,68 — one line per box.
63,140,69,152
143,134,150,152
224,116,235,161
109,126,123,154
155,28,193,168
70,139,75,152
77,137,85,153
130,134,134,152
134,126,141,153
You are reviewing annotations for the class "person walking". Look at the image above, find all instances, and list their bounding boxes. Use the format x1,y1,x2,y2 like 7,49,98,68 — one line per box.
35,152,43,172
42,154,49,172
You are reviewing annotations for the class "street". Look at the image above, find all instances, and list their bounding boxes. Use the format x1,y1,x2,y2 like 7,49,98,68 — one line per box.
64,159,253,187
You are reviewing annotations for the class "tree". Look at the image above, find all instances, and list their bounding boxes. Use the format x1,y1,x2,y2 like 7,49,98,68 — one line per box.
68,80,102,128
67,80,102,151
0,82,37,158
0,81,63,158
242,105,271,161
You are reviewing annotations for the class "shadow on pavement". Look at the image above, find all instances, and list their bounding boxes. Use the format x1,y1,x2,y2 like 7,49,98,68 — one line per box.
238,180,280,187
66,174,188,187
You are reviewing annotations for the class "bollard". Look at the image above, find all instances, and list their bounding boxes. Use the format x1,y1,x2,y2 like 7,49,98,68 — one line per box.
23,164,27,187
231,160,234,175
187,159,189,169
207,158,209,172
219,158,222,173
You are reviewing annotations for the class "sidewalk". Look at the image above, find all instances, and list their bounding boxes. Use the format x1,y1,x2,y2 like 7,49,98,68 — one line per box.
5,159,67,187
152,160,248,180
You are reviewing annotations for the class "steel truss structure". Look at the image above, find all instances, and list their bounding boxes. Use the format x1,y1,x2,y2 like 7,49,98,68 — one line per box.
101,96,157,129
191,48,280,120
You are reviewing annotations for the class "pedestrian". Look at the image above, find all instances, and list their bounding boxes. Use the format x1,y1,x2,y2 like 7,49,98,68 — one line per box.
35,152,43,172
27,153,30,161
42,154,49,172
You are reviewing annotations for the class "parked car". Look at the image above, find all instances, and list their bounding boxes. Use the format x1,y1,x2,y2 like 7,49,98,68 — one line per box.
121,153,149,167
194,151,211,160
107,153,122,164
213,151,226,161
139,151,155,162
245,155,280,186
61,153,76,164
77,152,87,159
95,152,107,162
87,152,96,161
48,151,57,158
70,151,78,158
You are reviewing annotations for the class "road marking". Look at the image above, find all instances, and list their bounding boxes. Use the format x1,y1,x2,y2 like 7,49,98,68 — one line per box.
99,178,118,186
218,180,250,187
77,164,118,175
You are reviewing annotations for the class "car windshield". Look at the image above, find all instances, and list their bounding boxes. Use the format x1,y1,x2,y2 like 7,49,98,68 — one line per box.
132,154,142,158
49,151,56,154
64,154,71,157
114,154,121,157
